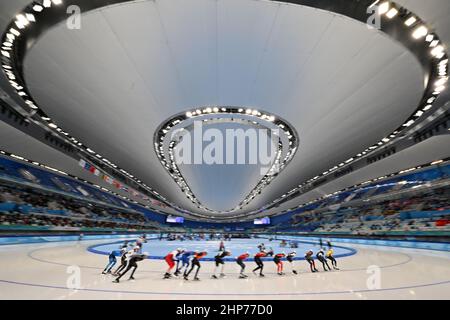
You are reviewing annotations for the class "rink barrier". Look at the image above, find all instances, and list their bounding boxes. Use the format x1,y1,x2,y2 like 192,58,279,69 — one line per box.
270,235,450,252
0,233,159,245
86,238,357,261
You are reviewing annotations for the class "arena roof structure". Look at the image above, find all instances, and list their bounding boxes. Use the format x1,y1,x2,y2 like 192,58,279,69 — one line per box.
0,0,449,221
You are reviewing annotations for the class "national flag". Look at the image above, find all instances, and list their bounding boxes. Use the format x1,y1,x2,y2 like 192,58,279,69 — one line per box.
79,159,86,168
113,181,122,189
103,175,114,184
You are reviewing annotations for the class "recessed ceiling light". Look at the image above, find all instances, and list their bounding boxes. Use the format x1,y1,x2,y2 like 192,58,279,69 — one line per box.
430,40,439,48
412,25,428,39
403,120,415,127
25,14,35,22
15,21,25,29
16,14,29,27
431,45,444,58
9,28,20,36
378,2,389,15
33,5,44,12
386,8,398,18
404,16,417,27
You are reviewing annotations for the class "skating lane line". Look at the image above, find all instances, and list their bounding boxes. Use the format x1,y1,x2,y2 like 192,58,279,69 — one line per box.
0,277,449,297
26,245,412,274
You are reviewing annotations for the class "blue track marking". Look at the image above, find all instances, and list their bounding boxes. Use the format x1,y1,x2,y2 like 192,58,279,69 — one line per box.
87,238,357,261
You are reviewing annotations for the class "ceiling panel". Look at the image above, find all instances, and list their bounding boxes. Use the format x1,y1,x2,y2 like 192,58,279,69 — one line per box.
0,0,432,218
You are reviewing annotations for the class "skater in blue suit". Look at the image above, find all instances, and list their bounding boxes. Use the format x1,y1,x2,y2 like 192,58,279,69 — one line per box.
102,248,123,274
175,250,195,277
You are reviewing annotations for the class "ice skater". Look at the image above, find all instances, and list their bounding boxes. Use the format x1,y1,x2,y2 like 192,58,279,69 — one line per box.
184,250,208,281
176,250,195,277
286,251,298,274
212,250,231,279
112,247,130,276
102,248,122,274
113,247,147,283
120,240,130,249
252,251,267,277
257,243,265,252
326,248,339,270
273,252,286,275
174,248,185,276
164,248,183,279
135,234,147,252
316,249,331,271
236,252,250,279
305,249,318,273
219,240,225,251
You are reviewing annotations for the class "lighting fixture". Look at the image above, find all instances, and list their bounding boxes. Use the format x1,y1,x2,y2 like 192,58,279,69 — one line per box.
33,5,44,12
412,25,428,39
386,8,398,18
378,2,389,15
404,16,417,27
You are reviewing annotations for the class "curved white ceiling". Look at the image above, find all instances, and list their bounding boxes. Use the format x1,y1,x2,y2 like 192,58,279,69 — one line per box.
21,0,425,217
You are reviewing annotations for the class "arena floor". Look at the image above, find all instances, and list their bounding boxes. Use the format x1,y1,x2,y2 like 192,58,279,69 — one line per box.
0,238,449,300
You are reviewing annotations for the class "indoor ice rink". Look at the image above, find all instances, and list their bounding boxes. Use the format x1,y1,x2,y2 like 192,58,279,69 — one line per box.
0,235,449,300
0,0,449,302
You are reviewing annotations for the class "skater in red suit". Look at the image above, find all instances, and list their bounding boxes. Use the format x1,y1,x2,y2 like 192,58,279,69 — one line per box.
163,248,183,279
252,251,268,277
236,252,250,278
305,249,318,273
273,252,286,275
